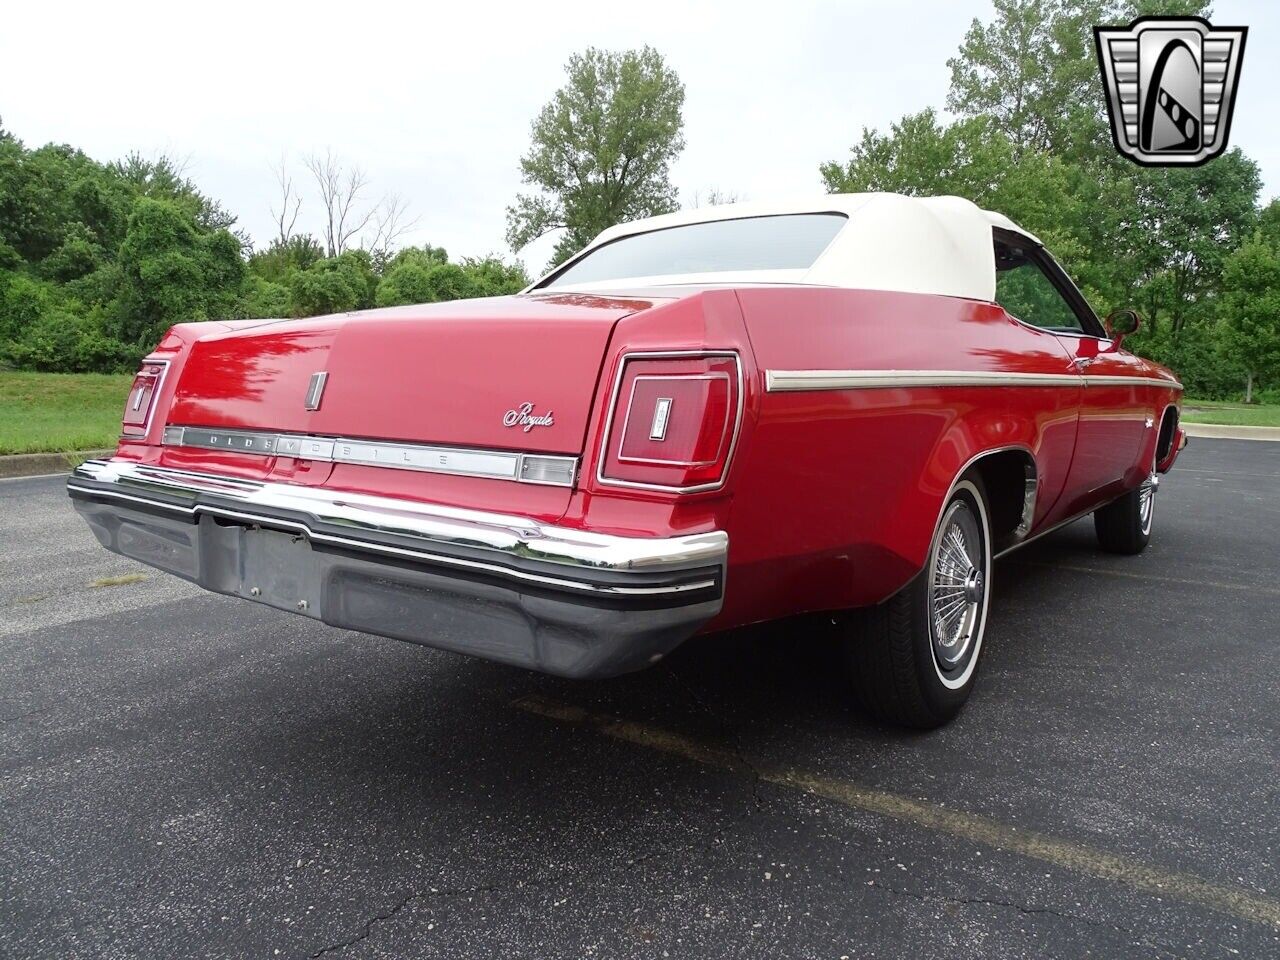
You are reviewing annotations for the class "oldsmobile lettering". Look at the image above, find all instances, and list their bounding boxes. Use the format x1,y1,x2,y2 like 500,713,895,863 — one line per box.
503,402,555,432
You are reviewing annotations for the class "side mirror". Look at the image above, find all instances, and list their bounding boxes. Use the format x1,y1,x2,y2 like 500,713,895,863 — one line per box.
1104,308,1142,345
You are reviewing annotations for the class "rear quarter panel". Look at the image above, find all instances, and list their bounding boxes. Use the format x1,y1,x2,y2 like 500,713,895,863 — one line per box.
716,287,1083,628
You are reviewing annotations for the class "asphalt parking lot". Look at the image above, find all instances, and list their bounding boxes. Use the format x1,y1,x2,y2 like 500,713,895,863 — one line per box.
2,437,1277,959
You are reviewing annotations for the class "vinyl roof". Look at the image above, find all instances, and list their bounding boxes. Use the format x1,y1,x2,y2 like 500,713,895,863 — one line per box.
532,193,1042,302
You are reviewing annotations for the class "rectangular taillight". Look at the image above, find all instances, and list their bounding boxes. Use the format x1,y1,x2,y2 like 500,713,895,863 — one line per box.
121,360,167,435
599,353,741,492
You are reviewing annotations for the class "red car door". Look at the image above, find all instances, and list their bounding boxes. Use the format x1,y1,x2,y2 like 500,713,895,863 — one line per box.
1051,332,1151,511
992,230,1142,518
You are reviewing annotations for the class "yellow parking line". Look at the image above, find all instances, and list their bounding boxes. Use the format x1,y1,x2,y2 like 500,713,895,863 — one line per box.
513,694,1280,931
1006,560,1280,596
1175,468,1280,479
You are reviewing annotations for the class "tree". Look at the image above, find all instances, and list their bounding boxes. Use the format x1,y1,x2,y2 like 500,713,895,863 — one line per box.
363,193,419,261
305,150,376,257
375,261,468,307
820,111,1090,283
939,0,1255,333
689,188,741,208
945,1,1213,160
288,250,376,317
374,251,526,307
823,0,1265,397
248,235,326,284
111,152,239,235
0,273,57,343
1122,151,1261,337
506,46,685,267
1219,234,1280,403
112,198,245,346
383,244,449,272
242,276,291,319
1258,198,1280,247
947,0,1119,158
456,256,528,298
1,141,131,264
269,153,303,246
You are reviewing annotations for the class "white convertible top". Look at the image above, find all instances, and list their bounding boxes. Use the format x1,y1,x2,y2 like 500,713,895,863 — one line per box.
533,193,1041,302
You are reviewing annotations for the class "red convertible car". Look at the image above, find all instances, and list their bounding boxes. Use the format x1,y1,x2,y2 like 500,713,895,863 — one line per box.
68,194,1186,728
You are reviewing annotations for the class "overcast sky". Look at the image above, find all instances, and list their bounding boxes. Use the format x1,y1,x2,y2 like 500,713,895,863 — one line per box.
3,0,1276,273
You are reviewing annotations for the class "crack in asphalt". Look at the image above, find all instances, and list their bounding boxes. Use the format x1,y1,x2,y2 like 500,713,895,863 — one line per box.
308,883,502,958
0,704,55,724
862,878,1185,960
307,676,774,958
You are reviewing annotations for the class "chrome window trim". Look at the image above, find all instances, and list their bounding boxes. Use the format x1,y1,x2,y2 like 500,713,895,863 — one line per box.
596,350,745,495
162,426,578,488
119,358,171,441
67,459,728,597
764,369,1183,392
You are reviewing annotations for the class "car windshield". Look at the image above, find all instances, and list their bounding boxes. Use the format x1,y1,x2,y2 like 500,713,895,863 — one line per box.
542,213,847,288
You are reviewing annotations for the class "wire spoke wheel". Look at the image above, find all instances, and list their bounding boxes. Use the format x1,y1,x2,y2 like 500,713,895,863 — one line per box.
844,476,993,728
1138,468,1158,536
929,500,986,677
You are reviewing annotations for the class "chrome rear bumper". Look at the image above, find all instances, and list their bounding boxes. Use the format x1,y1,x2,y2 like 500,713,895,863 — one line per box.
67,460,727,677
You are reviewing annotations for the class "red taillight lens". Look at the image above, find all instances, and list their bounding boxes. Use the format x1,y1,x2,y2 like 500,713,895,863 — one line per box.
600,353,741,491
121,361,166,435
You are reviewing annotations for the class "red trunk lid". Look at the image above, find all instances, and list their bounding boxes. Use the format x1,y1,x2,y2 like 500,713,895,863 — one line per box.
167,293,658,455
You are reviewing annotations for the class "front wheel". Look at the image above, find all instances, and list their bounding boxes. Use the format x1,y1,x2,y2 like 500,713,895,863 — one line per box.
843,476,993,729
1094,465,1157,555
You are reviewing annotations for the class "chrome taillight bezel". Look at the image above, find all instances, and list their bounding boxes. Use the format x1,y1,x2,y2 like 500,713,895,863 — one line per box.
120,358,171,439
596,350,744,494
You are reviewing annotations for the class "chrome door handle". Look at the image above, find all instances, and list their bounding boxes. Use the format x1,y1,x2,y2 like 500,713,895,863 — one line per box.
1072,357,1096,369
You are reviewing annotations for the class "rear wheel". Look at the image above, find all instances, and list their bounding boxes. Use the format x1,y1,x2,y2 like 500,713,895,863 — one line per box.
1094,462,1157,555
844,476,992,729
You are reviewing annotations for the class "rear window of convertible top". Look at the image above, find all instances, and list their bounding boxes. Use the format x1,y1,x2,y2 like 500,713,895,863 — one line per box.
542,213,846,288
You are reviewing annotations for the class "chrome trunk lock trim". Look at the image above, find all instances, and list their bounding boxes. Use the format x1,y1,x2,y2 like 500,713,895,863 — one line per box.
304,371,328,411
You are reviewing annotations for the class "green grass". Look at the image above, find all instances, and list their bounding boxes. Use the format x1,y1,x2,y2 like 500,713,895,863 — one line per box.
0,372,1276,457
0,371,133,455
1181,398,1280,428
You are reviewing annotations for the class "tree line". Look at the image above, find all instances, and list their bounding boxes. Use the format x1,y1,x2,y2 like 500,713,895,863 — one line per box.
3,0,1279,401
814,0,1280,402
502,5,1280,402
0,138,527,374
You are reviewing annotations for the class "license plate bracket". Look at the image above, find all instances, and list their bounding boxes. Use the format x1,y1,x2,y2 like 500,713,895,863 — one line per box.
238,526,323,617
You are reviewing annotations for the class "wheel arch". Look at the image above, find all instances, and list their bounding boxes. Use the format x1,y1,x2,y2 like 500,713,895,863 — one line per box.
965,447,1039,555
1155,403,1181,473
929,445,1039,559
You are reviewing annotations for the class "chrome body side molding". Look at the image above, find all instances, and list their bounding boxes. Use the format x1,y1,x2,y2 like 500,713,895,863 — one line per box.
162,425,578,488
1081,375,1184,389
764,369,1183,392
